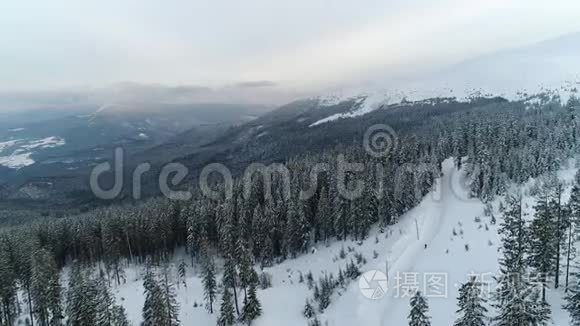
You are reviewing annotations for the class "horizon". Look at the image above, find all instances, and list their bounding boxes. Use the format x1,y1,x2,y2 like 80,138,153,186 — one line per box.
2,1,580,110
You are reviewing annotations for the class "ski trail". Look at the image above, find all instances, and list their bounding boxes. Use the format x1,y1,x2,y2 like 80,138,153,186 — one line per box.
377,161,452,325
325,159,455,326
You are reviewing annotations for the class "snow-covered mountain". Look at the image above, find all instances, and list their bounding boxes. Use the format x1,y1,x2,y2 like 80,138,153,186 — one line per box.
310,32,580,126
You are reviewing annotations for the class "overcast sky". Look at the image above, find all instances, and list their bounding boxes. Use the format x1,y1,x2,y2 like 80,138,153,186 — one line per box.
1,0,580,105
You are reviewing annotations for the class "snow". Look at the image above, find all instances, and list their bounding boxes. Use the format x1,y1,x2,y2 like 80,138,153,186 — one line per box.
15,158,578,325
310,80,579,127
21,136,66,150
0,136,66,168
0,150,34,169
0,140,35,169
310,90,408,127
310,33,580,126
318,159,488,325
0,139,21,153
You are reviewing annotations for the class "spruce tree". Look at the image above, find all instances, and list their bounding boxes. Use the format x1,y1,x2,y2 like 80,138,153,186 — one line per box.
567,169,580,290
177,260,187,289
553,181,567,290
66,263,97,325
31,248,63,326
0,244,17,326
95,274,128,326
222,253,240,316
160,266,180,325
236,238,257,301
494,194,550,325
217,285,236,326
303,299,315,319
565,280,580,326
408,291,431,326
528,191,556,302
286,201,309,257
316,187,332,242
241,282,261,325
142,267,166,326
111,305,129,326
308,317,322,326
201,252,217,314
251,205,266,260
454,277,487,326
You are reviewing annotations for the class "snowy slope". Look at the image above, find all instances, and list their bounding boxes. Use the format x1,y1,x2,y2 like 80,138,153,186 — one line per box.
310,91,406,127
311,32,580,126
65,158,575,326
13,157,573,325
327,159,577,325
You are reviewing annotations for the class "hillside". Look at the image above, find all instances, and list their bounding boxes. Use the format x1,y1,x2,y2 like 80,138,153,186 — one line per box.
17,158,573,325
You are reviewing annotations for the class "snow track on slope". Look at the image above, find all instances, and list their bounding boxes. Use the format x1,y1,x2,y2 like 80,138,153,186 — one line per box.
325,160,454,326
378,162,451,325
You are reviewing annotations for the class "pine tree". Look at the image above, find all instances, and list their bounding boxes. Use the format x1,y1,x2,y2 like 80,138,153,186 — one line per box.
241,282,261,325
201,252,217,314
31,248,63,326
316,273,334,312
308,317,322,326
495,194,527,289
494,194,551,325
217,285,236,326
111,305,129,326
236,238,257,301
260,199,275,267
408,291,431,326
454,277,487,326
177,260,187,289
66,263,98,325
13,238,35,326
553,181,567,290
528,191,556,302
316,187,332,242
494,274,550,326
286,201,309,257
0,243,17,326
251,205,266,260
143,267,163,326
567,170,580,290
332,188,349,240
95,275,127,326
222,253,240,316
303,299,315,319
160,266,180,325
565,280,580,326
142,267,165,326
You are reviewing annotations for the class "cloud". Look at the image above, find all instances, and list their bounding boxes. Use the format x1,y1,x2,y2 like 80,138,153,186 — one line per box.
0,82,311,112
1,0,580,101
234,81,278,88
